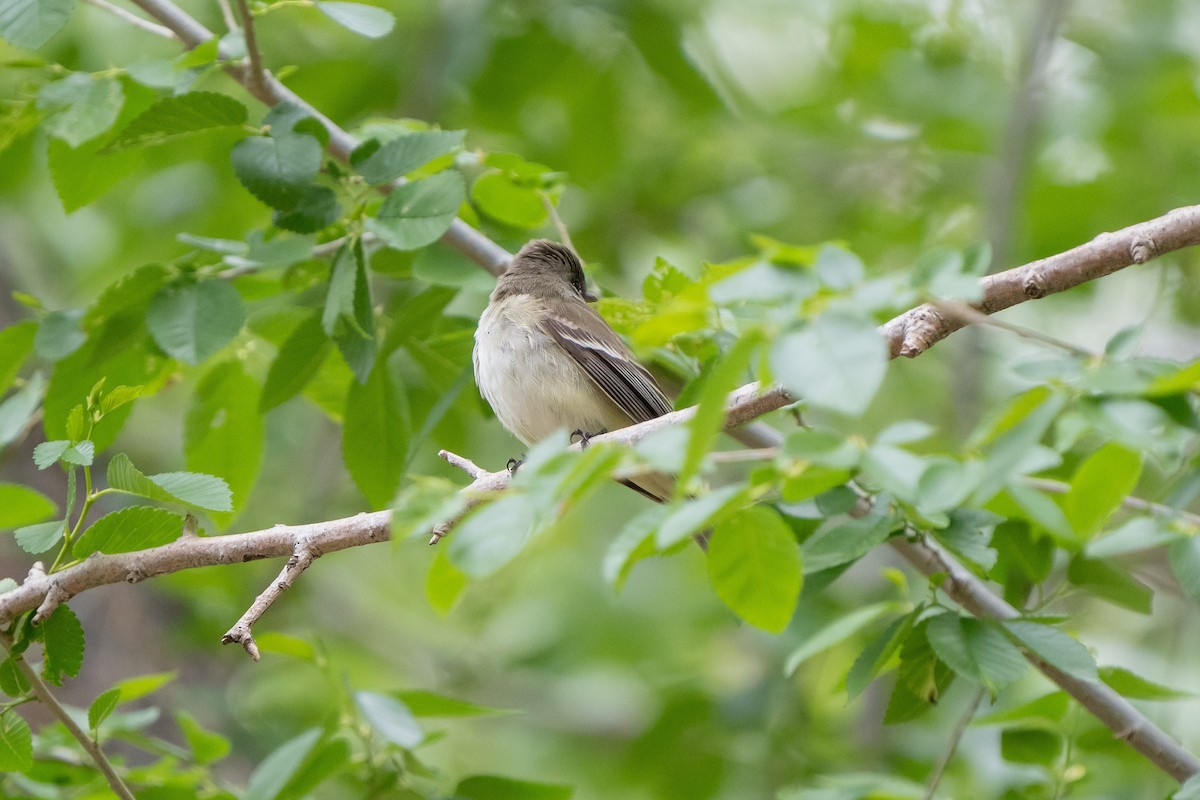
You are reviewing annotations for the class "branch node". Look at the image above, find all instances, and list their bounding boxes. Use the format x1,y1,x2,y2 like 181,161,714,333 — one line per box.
439,449,488,479
33,582,69,624
1023,273,1048,298
221,627,261,662
25,562,46,583
1130,235,1157,264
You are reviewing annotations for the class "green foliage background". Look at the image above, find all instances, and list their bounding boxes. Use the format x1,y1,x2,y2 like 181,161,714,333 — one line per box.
2,0,1200,798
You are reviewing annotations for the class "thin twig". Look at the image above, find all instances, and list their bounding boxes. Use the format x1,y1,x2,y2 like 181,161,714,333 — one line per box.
540,191,574,252
234,0,267,97
222,539,319,661
1,636,136,800
924,686,987,799
438,449,488,480
928,298,1096,358
82,0,176,38
1022,477,1200,534
215,0,237,31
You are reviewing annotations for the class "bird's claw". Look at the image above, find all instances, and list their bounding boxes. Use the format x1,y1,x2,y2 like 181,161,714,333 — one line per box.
570,428,606,448
506,456,524,476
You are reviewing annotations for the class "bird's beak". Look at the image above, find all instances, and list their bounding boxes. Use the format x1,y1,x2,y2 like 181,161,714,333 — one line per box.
583,288,599,303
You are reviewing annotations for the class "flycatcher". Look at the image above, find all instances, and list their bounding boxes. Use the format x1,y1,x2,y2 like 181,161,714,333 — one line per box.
473,239,674,501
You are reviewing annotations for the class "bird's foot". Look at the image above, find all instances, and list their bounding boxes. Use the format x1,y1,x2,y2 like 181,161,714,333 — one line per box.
506,456,525,476
570,428,606,448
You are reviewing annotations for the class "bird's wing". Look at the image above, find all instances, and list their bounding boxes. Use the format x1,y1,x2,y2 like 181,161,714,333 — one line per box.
540,304,673,424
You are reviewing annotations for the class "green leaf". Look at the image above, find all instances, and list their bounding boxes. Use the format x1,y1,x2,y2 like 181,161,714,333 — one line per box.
0,656,30,698
784,603,895,675
323,241,376,382
244,728,323,800
926,614,1027,694
105,91,247,151
394,689,510,718
846,610,919,697
106,453,233,511
73,506,184,558
146,280,246,364
365,171,465,250
0,0,73,48
1002,620,1098,682
1000,728,1063,765
262,312,331,411
425,547,467,615
0,372,45,448
0,711,32,772
274,184,340,234
342,360,407,508
681,333,757,491
186,361,264,521
254,632,316,661
802,513,894,573
176,711,231,765
88,688,121,731
771,311,888,416
37,73,123,147
0,483,56,529
706,506,801,633
351,129,465,184
603,505,666,590
814,244,865,289
975,692,1069,726
0,320,37,396
471,170,547,229
1066,556,1152,614
1099,666,1190,700
656,485,746,549
1063,443,1143,542
231,133,323,211
13,519,65,553
1169,536,1200,607
455,775,574,800
315,0,395,37
1175,774,1200,800
41,604,84,685
884,620,955,723
110,670,176,702
448,493,538,577
354,691,424,748
32,308,85,361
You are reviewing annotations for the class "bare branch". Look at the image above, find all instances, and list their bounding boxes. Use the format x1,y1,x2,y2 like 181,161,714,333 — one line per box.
222,539,319,661
234,0,267,97
438,449,489,480
82,0,175,38
927,298,1096,358
1023,477,1200,539
883,205,1200,358
924,686,987,800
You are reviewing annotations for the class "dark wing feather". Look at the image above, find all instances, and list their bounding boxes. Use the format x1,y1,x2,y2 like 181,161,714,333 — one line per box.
541,304,673,424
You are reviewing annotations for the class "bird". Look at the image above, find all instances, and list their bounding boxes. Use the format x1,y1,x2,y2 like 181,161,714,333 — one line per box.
473,239,675,502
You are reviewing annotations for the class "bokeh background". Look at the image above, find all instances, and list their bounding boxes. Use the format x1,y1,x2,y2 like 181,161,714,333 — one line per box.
3,0,1200,797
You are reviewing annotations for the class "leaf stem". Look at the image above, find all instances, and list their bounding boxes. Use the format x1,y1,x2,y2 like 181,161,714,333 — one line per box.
0,634,135,800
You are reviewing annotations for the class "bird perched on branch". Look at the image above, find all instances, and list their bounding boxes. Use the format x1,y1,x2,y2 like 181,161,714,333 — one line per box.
473,239,674,502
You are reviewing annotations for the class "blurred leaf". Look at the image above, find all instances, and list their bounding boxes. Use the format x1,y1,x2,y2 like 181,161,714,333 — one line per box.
37,73,123,147
1064,443,1143,542
73,506,184,558
105,91,247,151
784,602,895,675
0,484,55,530
0,320,37,395
1086,516,1178,558
261,311,331,411
1000,728,1062,765
1169,536,1200,607
1066,556,1152,614
41,604,84,685
33,308,85,361
802,513,894,573
88,688,121,731
274,185,341,234
1003,620,1098,682
106,453,233,511
147,281,245,364
471,170,547,229
681,332,758,491
655,485,746,549
176,711,232,765
186,360,264,520
254,632,316,661
448,494,538,577
280,737,351,798
771,311,888,416
926,614,1026,694
845,610,919,698
1176,774,1200,800
315,0,395,37
111,670,176,702
0,372,45,447
0,0,73,48
343,359,407,508
0,711,32,772
1099,666,1190,700
425,547,467,615
244,728,323,800
351,129,465,184
603,504,667,590
884,619,954,724
814,244,864,289
355,691,424,748
395,689,511,718
366,171,465,250
455,775,573,800
975,692,1069,726
707,505,801,633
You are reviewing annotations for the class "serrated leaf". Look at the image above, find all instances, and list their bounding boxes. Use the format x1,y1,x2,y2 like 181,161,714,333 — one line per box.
146,280,245,364
41,604,84,685
455,775,574,800
342,360,407,507
37,73,123,147
60,440,93,466
244,728,323,800
105,91,247,151
106,453,233,511
315,0,395,37
0,0,73,48
0,483,56,530
355,691,423,748
231,133,323,211
323,241,376,382
771,311,888,416
262,312,332,411
274,184,340,233
73,506,184,558
926,614,1027,694
98,385,142,417
1003,620,1098,682
706,506,801,633
185,361,264,521
1064,443,1143,542
351,129,464,184
88,688,121,731
0,656,30,698
32,439,71,469
176,711,231,765
0,711,32,772
365,171,465,250
784,603,895,675
13,519,65,553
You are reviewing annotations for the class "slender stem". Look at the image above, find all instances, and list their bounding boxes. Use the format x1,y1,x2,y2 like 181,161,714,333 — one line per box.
1022,477,1200,536
539,190,574,252
235,0,267,97
0,635,135,800
81,0,176,38
924,686,986,799
928,298,1096,358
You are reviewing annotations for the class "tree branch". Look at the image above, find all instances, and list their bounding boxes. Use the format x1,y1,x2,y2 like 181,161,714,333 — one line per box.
221,538,320,661
82,0,175,38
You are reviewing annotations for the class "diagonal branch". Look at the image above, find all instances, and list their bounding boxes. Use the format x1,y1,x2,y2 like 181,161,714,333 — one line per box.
221,538,320,661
